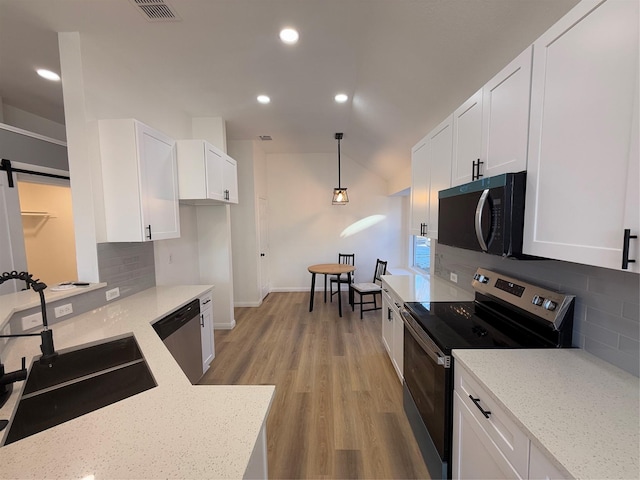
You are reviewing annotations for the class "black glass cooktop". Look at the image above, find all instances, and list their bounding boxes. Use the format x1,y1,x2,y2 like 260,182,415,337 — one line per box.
404,301,557,353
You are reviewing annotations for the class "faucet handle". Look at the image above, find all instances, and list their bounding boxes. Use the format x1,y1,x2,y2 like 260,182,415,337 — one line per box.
21,357,26,370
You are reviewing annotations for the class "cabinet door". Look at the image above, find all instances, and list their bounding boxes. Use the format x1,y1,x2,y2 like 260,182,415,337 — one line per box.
381,289,393,356
136,122,180,241
452,391,523,480
205,144,225,201
451,90,483,186
411,137,429,236
223,155,238,204
482,46,532,178
427,115,453,239
391,307,404,381
523,0,639,271
528,442,568,480
200,292,215,373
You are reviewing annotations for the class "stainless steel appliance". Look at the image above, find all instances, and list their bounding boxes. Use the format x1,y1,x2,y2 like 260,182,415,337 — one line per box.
152,299,203,384
438,172,526,257
401,268,574,479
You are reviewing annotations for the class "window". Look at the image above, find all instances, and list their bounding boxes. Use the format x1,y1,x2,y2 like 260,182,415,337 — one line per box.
412,236,431,273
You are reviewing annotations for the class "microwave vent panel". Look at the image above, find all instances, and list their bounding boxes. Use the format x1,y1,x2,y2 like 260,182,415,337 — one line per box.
130,0,181,22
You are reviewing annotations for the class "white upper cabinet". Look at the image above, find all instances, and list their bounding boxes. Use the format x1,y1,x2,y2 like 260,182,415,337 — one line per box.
222,155,238,204
427,115,454,239
411,115,453,239
410,137,429,236
451,90,483,186
481,46,532,179
523,0,639,272
99,119,180,242
451,47,532,187
177,139,238,205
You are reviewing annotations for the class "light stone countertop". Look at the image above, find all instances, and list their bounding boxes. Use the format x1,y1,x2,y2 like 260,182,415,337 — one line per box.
381,272,473,303
0,285,275,479
453,348,639,480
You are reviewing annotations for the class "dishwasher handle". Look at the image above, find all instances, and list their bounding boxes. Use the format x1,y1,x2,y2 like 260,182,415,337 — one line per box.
152,299,201,341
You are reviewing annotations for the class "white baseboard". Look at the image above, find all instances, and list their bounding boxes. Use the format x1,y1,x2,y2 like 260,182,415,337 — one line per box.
214,319,236,330
234,300,263,307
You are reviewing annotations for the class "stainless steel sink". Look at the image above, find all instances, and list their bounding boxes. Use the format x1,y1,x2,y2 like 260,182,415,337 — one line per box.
3,336,156,445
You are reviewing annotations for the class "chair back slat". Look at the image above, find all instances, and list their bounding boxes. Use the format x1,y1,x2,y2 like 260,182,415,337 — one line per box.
338,253,355,266
373,259,388,285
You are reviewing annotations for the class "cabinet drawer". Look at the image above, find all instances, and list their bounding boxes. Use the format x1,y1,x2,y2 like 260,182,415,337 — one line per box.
455,363,529,478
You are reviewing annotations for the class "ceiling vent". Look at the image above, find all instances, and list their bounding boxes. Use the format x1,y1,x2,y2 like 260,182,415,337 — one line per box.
259,135,273,141
130,0,181,22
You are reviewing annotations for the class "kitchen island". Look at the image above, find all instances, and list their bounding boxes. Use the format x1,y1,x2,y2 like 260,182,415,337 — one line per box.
0,286,275,479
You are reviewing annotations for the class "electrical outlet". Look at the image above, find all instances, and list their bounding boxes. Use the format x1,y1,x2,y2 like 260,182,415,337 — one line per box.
54,303,73,318
106,287,120,301
21,312,43,330
450,272,458,283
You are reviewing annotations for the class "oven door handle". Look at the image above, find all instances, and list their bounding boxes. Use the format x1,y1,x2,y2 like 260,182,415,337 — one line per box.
475,188,490,252
401,309,450,368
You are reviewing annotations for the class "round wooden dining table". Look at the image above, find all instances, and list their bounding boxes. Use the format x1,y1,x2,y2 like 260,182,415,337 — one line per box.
308,263,356,317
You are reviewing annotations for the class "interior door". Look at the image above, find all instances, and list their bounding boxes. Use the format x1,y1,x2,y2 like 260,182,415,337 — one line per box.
258,197,270,300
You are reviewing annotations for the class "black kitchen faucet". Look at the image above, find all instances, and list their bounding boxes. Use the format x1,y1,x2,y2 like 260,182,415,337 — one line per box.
0,271,59,414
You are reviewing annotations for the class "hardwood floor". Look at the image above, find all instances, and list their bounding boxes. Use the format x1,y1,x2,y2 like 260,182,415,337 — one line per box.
199,292,430,480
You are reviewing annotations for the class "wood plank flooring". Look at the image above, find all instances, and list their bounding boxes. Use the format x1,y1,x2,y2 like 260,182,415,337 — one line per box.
199,291,430,479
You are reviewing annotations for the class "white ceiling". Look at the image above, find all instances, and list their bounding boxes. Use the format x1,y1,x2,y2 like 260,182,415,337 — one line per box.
0,0,580,182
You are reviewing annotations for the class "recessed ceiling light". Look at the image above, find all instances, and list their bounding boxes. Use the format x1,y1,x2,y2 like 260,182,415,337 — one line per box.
257,95,271,104
279,28,299,45
335,93,349,103
36,69,60,81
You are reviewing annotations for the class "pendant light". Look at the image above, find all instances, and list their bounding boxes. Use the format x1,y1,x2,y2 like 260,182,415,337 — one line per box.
332,132,349,205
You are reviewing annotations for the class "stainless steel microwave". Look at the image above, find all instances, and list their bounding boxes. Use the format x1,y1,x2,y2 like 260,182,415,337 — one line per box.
438,172,526,257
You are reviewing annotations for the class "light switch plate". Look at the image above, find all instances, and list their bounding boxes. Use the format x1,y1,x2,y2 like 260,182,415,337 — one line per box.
450,272,458,283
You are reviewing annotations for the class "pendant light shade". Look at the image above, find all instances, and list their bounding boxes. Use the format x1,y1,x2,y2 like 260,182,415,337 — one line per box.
332,132,349,205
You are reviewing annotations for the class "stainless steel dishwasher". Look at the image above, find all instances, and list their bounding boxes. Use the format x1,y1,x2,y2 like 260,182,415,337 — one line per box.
152,299,203,384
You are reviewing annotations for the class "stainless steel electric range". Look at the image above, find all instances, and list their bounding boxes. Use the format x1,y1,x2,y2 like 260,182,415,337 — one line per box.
401,268,575,480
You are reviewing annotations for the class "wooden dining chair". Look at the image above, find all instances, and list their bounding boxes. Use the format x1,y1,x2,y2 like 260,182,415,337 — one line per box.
349,259,387,319
330,253,355,302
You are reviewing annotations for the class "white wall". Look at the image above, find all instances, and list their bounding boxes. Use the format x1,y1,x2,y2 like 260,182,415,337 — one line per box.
266,152,403,291
153,204,200,285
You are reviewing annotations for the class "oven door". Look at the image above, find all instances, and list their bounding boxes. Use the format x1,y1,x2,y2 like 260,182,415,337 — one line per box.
402,308,452,480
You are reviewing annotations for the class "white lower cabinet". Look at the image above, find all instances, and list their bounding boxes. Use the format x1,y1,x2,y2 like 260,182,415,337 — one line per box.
453,363,529,480
528,442,568,480
381,280,403,382
453,362,568,480
453,391,523,479
200,290,215,374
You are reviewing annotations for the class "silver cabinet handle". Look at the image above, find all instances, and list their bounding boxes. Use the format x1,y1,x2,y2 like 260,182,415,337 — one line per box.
475,189,490,252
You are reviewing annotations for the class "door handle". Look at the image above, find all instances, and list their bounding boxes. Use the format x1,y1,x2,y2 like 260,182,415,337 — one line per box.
622,229,637,269
475,189,490,252
469,395,491,418
146,224,152,240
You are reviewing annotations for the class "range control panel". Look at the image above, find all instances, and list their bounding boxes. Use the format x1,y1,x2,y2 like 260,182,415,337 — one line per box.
471,267,574,329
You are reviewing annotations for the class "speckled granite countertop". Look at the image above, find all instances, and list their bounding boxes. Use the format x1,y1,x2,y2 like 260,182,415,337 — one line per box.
453,348,639,480
381,273,473,303
0,286,275,479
